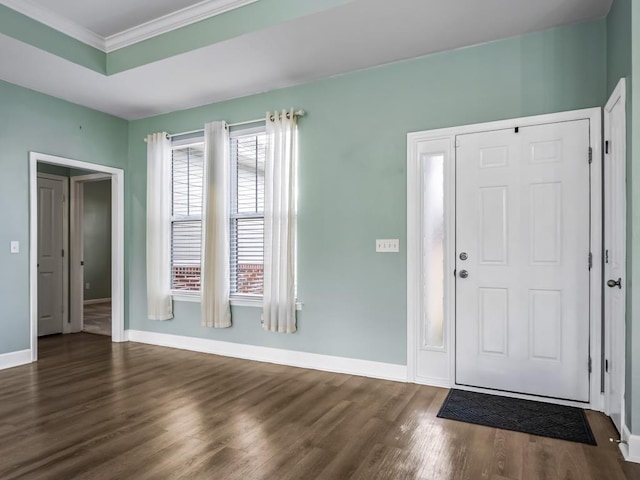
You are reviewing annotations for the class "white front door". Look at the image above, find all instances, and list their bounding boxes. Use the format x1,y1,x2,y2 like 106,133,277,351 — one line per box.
455,119,591,402
604,80,627,433
37,176,64,336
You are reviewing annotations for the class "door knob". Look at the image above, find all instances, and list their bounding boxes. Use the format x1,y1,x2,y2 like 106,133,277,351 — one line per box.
459,270,469,279
607,278,622,289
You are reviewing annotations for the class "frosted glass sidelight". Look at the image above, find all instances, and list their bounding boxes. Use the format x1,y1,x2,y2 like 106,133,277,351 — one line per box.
422,153,445,349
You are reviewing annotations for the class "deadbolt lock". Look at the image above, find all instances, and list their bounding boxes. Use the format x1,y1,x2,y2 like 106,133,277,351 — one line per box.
459,252,468,261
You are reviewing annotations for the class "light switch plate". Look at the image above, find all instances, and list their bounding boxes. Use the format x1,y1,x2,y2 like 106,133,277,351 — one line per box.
10,241,19,253
376,239,399,253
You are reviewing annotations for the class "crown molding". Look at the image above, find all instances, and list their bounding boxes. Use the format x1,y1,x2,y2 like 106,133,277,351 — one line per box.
105,0,259,52
0,0,259,54
1,0,105,50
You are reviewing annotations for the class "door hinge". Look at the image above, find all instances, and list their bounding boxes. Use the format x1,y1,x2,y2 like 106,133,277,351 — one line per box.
605,140,609,155
62,249,64,258
588,147,593,164
515,126,519,133
605,250,609,264
605,359,609,373
588,252,593,270
588,356,592,374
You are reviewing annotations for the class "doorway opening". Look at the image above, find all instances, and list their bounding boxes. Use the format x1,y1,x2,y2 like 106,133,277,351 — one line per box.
29,152,125,362
72,174,113,337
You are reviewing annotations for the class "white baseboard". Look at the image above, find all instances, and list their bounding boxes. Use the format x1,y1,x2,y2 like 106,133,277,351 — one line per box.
83,297,112,305
414,375,451,389
0,349,32,371
621,424,640,463
126,330,407,382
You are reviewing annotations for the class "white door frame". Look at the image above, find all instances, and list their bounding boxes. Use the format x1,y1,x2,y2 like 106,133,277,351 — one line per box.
407,107,603,410
603,79,627,431
35,172,69,335
30,152,125,362
70,173,113,334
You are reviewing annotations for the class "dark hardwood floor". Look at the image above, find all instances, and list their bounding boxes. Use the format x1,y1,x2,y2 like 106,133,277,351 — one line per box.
0,334,638,479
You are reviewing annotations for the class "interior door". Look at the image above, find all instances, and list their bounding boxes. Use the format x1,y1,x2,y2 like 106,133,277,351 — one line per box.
38,176,64,336
455,119,591,402
604,82,626,433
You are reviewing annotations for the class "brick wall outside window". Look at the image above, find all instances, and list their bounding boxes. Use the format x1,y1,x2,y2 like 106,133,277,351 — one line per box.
172,264,263,295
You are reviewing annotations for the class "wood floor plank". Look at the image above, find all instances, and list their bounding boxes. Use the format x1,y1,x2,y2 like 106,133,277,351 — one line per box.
0,333,638,479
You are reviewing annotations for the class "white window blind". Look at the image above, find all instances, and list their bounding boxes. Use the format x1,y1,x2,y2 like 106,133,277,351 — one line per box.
230,129,266,296
170,141,204,292
169,129,266,297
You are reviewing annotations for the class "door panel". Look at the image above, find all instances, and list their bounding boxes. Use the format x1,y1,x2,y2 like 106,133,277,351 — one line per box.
38,176,64,336
455,120,591,402
604,88,626,433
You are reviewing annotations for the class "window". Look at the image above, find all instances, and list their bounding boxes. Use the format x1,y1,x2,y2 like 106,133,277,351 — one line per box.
169,128,266,297
230,128,266,296
170,140,204,292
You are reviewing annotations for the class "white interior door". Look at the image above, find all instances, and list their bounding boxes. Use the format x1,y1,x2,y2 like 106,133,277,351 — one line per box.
37,176,64,336
604,80,626,433
455,119,591,402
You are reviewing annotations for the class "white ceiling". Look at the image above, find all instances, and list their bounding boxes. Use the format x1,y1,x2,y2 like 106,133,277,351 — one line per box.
0,0,613,120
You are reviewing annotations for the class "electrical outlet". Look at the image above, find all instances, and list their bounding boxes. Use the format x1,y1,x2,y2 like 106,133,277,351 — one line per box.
85,283,90,290
376,239,399,253
10,241,19,253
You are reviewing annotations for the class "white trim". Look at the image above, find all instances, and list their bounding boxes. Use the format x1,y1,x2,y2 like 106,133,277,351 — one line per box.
36,172,70,335
621,424,640,463
407,108,603,410
30,152,125,365
603,77,627,431
83,298,112,305
172,293,303,310
105,0,259,52
0,0,105,50
0,349,31,371
126,329,406,382
73,173,112,183
0,0,258,53
413,376,451,389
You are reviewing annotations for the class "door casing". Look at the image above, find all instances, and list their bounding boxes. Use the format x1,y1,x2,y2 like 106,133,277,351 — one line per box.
407,107,603,410
29,152,125,362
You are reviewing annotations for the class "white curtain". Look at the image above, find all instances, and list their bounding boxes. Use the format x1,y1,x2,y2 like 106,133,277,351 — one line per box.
201,121,232,328
263,110,298,333
146,132,173,320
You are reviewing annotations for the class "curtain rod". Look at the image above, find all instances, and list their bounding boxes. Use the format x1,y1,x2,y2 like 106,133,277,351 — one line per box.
143,110,305,142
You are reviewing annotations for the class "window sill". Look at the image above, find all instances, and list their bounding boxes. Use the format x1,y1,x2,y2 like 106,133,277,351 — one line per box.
172,292,302,310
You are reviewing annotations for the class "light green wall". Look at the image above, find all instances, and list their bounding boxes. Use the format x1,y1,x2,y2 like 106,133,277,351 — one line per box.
0,79,128,355
128,20,607,365
83,180,112,301
0,5,105,73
